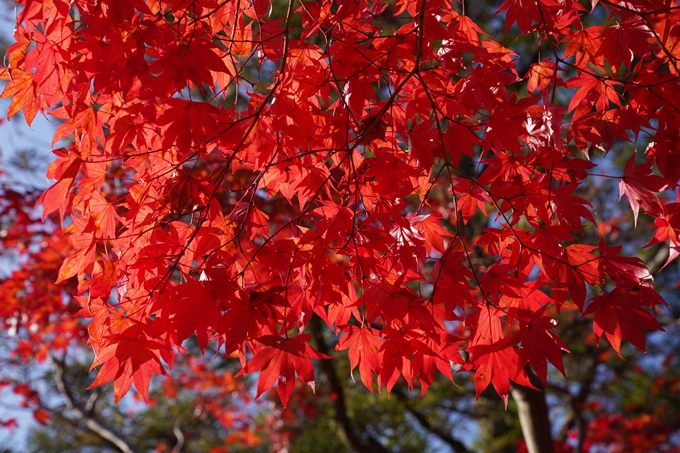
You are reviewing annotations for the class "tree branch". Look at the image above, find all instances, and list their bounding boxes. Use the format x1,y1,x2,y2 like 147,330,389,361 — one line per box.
393,389,472,453
551,355,600,453
50,357,139,453
170,417,185,453
647,243,669,275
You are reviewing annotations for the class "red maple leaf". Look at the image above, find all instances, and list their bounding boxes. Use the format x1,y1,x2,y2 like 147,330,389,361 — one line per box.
465,336,534,408
0,69,40,125
89,325,169,403
163,279,222,352
497,0,540,33
567,73,621,113
38,148,82,225
336,326,384,392
516,307,570,383
583,289,664,357
618,152,668,226
409,213,454,254
237,334,331,408
88,191,120,239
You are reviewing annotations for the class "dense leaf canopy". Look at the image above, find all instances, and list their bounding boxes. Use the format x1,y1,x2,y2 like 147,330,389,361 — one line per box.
1,1,680,445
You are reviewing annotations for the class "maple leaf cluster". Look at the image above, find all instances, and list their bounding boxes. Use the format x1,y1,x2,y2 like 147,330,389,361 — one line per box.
0,184,83,360
1,0,678,409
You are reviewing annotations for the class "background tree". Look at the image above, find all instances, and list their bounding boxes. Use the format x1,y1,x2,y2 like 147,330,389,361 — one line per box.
1,0,680,452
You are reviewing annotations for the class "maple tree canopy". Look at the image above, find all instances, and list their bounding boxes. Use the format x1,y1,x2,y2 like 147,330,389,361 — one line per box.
1,0,678,410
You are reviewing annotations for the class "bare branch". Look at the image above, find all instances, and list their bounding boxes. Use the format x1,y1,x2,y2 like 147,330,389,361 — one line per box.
50,357,138,453
171,417,185,453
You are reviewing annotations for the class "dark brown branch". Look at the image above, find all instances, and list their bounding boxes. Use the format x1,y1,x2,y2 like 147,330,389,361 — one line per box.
50,357,138,453
310,318,390,453
550,357,600,453
550,383,587,453
573,358,599,453
393,389,472,453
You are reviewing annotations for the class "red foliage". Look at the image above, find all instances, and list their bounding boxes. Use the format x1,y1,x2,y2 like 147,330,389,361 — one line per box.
1,0,678,422
575,400,680,453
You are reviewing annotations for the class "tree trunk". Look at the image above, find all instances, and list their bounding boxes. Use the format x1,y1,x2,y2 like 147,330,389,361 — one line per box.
511,369,554,453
